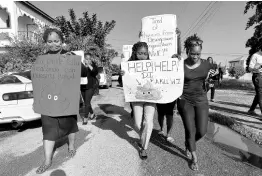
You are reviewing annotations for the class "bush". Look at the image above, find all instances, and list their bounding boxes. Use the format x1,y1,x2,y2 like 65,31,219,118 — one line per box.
228,66,246,79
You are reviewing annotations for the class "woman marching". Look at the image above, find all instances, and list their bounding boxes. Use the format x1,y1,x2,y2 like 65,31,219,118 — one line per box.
177,34,217,171
156,28,181,143
35,28,88,174
81,52,99,125
121,42,156,160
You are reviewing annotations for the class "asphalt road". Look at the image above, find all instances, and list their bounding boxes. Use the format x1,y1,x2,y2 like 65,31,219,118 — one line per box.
0,82,261,176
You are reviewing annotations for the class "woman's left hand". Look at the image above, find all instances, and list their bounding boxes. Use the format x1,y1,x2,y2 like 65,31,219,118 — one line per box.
176,28,181,36
171,54,182,60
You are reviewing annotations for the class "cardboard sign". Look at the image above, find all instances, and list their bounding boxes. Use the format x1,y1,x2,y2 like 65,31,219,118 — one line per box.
31,54,81,117
122,45,133,62
72,50,88,85
140,14,177,59
121,57,184,103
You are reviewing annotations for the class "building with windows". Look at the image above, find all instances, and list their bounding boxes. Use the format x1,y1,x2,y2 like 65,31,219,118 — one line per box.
228,55,247,68
0,1,55,53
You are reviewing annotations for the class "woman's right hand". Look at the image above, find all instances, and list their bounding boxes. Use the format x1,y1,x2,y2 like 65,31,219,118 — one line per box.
120,70,125,76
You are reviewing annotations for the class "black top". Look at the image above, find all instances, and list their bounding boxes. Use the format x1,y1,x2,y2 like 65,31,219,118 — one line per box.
81,61,99,90
181,59,212,105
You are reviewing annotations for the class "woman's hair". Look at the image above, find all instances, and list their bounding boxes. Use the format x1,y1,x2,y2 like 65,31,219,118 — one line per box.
207,57,213,63
184,34,203,54
43,28,64,43
129,41,150,61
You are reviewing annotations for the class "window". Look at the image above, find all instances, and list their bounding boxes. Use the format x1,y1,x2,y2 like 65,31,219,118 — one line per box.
0,76,21,84
0,7,10,28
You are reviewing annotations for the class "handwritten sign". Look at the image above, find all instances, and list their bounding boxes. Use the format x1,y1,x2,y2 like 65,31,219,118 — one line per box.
140,14,177,59
122,45,133,62
72,50,88,85
31,54,81,117
121,57,184,103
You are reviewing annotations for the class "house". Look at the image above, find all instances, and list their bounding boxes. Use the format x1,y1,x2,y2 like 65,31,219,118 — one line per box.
0,1,55,53
228,55,247,68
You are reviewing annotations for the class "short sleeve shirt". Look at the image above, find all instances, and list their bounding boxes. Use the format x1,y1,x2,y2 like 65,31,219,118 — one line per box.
181,59,212,105
249,51,262,73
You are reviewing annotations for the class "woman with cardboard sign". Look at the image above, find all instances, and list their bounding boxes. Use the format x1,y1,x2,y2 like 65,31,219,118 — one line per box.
156,28,181,143
177,34,216,171
35,28,88,174
121,41,156,160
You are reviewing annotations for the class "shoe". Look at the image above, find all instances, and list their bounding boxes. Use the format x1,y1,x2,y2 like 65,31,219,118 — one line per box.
210,99,215,102
36,163,52,174
190,159,199,171
89,113,97,120
185,143,191,158
139,149,148,160
247,110,258,116
82,117,88,125
166,136,175,143
68,149,76,158
158,130,165,136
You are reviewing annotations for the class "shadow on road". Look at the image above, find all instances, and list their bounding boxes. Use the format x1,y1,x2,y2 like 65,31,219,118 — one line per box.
92,104,141,152
50,169,67,176
0,128,91,176
150,129,189,162
0,119,42,132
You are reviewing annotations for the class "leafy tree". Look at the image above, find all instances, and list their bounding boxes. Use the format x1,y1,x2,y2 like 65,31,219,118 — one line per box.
110,64,121,75
244,2,262,72
228,66,246,79
54,9,117,68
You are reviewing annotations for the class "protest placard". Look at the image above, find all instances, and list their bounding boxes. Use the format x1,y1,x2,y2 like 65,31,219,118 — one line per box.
72,50,88,85
31,54,81,117
121,57,184,103
122,45,133,62
140,14,177,59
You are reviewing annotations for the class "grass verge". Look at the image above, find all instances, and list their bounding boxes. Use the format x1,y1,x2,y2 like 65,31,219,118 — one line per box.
209,111,262,146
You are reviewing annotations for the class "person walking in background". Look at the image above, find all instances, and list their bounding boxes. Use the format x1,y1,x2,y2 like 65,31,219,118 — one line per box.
177,34,217,171
121,42,156,160
247,49,262,118
157,28,182,143
206,57,219,102
81,52,99,125
218,67,223,86
35,28,88,174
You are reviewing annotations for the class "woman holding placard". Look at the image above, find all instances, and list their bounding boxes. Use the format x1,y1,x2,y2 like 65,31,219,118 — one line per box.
177,34,216,171
35,28,88,174
81,52,99,125
156,28,181,143
121,41,156,160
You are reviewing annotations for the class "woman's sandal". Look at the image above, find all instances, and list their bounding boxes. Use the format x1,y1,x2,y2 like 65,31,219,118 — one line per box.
89,113,97,120
82,117,88,125
158,130,165,137
36,163,52,174
136,142,148,160
190,159,199,171
68,149,76,158
166,136,175,143
185,143,191,158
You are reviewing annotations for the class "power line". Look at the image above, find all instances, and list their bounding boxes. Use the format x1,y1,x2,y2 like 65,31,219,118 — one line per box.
185,2,219,38
181,1,216,40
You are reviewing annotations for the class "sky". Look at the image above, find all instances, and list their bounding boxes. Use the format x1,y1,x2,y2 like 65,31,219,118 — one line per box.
30,1,256,66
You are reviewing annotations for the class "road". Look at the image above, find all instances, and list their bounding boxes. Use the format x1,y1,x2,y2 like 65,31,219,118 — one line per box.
0,82,261,176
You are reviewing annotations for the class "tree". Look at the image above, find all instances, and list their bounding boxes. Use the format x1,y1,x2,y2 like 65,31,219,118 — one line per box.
110,64,121,75
244,2,262,72
228,66,246,79
0,23,49,74
54,9,117,68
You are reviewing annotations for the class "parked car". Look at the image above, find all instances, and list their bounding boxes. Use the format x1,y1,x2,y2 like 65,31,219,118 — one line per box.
98,67,112,89
0,71,41,128
111,73,119,82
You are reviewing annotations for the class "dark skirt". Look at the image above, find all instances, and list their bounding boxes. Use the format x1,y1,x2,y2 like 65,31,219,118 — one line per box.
156,100,177,116
41,115,79,141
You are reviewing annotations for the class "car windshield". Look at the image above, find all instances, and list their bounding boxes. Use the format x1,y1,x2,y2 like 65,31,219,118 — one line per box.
0,75,21,84
13,71,31,80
